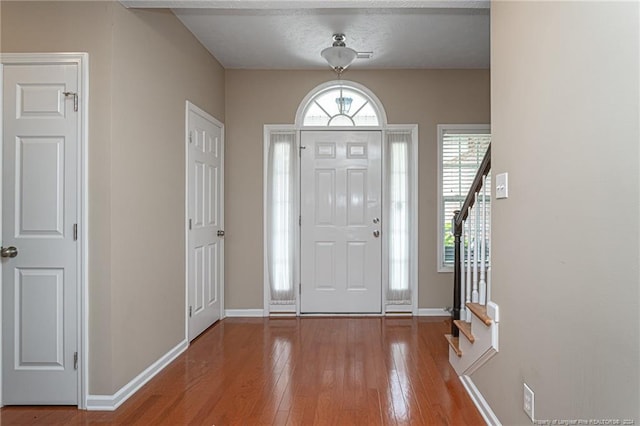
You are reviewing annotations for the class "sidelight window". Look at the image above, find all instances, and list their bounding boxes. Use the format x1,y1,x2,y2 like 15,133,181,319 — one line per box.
266,131,297,304
387,130,413,304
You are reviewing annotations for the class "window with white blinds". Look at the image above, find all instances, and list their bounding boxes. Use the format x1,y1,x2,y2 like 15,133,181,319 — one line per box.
438,125,491,271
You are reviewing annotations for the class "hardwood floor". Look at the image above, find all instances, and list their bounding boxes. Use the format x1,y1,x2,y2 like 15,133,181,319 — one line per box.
0,317,484,425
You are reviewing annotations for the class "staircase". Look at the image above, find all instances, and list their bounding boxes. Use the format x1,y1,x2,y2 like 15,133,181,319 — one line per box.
445,143,499,375
446,301,499,375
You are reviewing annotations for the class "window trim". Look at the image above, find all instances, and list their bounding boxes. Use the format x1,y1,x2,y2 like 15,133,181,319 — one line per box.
263,125,419,314
264,82,417,315
385,126,419,307
294,80,388,128
437,124,491,273
263,125,299,314
262,80,419,316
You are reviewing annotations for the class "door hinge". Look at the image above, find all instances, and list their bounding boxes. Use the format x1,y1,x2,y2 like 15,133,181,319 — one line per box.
299,146,306,157
299,283,301,295
189,219,192,230
299,215,301,226
189,133,193,144
73,351,78,370
73,224,78,241
189,305,193,317
63,91,78,112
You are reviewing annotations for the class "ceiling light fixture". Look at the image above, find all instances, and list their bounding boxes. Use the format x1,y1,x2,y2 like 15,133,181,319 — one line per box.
336,96,353,114
321,34,358,75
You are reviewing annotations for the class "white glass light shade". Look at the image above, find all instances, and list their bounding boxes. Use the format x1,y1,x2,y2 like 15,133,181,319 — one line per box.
321,46,358,70
336,97,353,114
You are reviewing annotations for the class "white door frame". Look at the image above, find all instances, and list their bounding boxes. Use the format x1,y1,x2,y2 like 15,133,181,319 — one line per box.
262,80,418,316
263,123,419,316
184,101,225,342
0,52,89,408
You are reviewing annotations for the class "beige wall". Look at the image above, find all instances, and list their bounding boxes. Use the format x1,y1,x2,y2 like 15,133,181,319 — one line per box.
2,1,225,394
109,6,224,392
2,0,117,394
225,70,490,309
472,1,639,423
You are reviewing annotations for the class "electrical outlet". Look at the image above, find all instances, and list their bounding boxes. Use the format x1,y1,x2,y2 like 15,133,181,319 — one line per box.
523,383,535,421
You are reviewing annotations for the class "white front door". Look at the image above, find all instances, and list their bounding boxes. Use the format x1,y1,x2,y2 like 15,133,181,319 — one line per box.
187,104,224,341
300,131,382,313
1,63,79,404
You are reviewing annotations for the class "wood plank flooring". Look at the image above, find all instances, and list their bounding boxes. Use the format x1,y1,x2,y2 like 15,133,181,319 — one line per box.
0,317,484,425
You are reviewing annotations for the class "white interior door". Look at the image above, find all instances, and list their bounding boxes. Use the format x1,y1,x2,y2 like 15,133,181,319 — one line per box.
187,104,224,341
300,131,382,313
1,63,79,404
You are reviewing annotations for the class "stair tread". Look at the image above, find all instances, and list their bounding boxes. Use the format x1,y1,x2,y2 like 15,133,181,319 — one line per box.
445,334,462,357
453,320,475,343
466,303,492,326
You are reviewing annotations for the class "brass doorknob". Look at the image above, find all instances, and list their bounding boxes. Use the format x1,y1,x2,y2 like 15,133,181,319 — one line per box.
1,246,18,258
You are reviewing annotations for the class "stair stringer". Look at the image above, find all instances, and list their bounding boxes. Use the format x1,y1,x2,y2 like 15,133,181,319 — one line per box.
448,301,499,375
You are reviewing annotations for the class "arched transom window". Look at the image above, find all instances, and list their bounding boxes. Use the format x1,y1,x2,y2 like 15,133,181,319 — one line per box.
300,83,382,127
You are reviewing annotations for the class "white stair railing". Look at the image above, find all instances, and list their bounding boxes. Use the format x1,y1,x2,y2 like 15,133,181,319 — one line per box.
451,144,491,336
461,176,491,308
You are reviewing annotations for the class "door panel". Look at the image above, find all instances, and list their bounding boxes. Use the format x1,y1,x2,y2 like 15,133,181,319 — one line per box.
315,169,335,224
17,83,66,118
2,63,78,404
346,242,366,289
15,268,66,369
17,137,65,236
301,131,382,313
347,169,367,225
188,106,223,341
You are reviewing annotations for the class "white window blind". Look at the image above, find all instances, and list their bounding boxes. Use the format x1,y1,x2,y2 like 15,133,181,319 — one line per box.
439,126,491,269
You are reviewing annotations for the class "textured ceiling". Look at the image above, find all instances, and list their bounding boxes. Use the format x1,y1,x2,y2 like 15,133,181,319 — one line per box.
122,1,490,69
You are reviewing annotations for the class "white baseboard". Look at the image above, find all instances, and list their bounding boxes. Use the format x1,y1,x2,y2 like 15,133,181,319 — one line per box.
417,308,450,316
224,309,265,317
460,375,501,426
86,339,188,411
225,309,447,317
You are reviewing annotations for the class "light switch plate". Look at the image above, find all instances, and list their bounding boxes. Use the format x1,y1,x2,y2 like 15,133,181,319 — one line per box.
496,172,508,199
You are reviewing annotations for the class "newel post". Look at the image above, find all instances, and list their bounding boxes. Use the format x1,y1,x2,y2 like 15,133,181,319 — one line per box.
452,210,462,337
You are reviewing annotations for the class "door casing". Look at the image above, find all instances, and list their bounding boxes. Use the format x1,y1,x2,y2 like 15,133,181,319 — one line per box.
184,101,225,341
263,124,419,316
0,52,89,408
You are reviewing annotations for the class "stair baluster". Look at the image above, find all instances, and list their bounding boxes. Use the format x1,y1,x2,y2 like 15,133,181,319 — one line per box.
466,206,472,321
472,194,479,303
479,175,487,305
487,207,492,302
460,223,467,322
452,212,462,337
